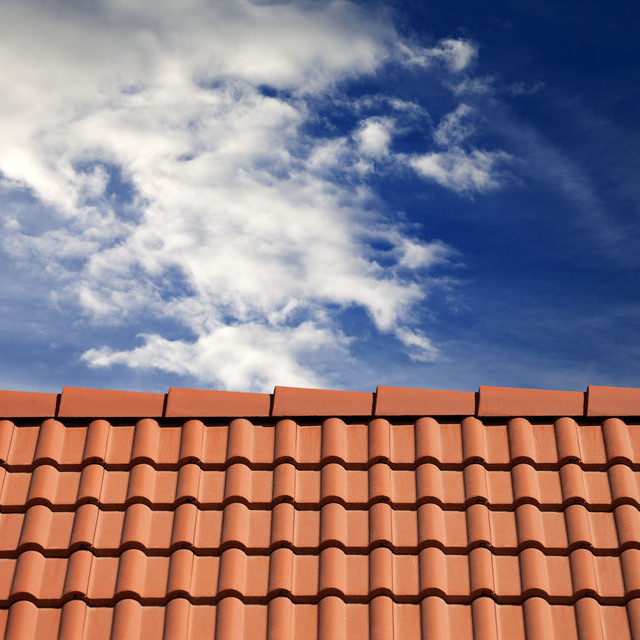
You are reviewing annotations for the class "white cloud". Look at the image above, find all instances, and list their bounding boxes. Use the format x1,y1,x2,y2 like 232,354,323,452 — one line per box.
395,327,440,362
403,38,477,72
433,103,475,146
354,117,394,158
410,147,509,193
0,1,505,391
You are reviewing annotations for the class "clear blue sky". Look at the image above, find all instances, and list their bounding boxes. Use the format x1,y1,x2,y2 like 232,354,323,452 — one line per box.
0,0,639,393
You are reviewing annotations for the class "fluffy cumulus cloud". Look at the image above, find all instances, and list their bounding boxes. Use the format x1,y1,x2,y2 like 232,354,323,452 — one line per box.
0,0,509,391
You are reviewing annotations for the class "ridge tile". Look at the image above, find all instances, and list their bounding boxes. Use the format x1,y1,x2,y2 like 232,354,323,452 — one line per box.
58,387,164,418
375,386,476,416
272,386,373,416
166,388,271,417
478,386,584,417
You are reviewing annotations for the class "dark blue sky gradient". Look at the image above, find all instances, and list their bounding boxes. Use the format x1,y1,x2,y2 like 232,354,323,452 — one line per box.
1,0,639,393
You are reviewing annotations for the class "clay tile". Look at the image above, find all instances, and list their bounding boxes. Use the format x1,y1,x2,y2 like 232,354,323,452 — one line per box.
226,419,254,462
374,386,475,416
417,503,446,548
319,547,346,595
178,420,205,463
58,387,164,418
170,502,198,549
468,547,495,596
569,548,598,596
564,504,592,549
420,597,449,640
166,387,270,418
559,464,587,505
272,463,296,504
368,463,392,503
574,598,604,640
176,463,201,504
215,597,245,640
5,600,38,640
62,549,93,597
318,595,346,640
461,417,486,463
519,547,549,596
418,547,447,594
369,502,392,547
602,418,634,463
274,420,297,462
587,385,640,416
614,504,640,547
0,390,57,418
478,386,584,417
463,464,489,505
272,386,373,417
111,599,141,639
320,503,347,547
465,503,491,547
321,418,348,462
507,418,535,462
270,502,295,547
267,597,293,640
369,596,394,639
69,503,99,549
523,597,554,640
620,549,640,595
607,464,639,505
554,418,582,463
267,547,293,596
166,548,194,596
19,504,52,550
369,546,393,595
221,502,250,548
471,597,498,640
321,463,346,503
58,599,88,640
414,417,441,462
515,504,545,549
33,419,66,464
511,463,541,505
218,548,247,595
83,420,111,462
163,598,190,640
121,503,152,548
115,548,147,597
130,419,160,463
368,419,390,462
0,420,15,464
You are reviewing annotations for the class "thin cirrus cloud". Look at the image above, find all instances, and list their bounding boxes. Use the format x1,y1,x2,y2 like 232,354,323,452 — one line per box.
0,0,509,391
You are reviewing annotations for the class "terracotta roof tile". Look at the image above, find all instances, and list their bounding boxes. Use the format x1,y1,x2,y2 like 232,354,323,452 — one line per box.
2,383,640,638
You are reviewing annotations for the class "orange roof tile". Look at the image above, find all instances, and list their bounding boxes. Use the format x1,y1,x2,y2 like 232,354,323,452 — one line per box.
1,384,640,638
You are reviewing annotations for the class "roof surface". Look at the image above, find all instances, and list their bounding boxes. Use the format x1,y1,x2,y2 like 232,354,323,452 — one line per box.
1,384,640,639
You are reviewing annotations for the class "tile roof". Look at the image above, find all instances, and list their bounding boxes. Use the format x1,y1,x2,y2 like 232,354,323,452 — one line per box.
1,384,640,638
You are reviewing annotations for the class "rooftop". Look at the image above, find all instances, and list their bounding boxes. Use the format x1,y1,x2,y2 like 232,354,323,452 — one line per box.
1,384,640,639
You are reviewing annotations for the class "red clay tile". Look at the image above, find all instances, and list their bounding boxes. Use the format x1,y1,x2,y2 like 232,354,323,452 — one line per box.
3,384,640,638
587,385,640,416
0,390,57,418
374,386,475,416
272,386,373,416
166,387,271,417
58,387,164,418
478,385,584,417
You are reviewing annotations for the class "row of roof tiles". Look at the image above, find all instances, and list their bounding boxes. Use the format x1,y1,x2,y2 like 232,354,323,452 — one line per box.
2,502,639,555
2,596,638,640
2,546,640,604
3,384,640,418
5,462,640,510
3,417,640,469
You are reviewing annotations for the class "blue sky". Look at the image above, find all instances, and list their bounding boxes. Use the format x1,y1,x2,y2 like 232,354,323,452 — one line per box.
0,0,639,393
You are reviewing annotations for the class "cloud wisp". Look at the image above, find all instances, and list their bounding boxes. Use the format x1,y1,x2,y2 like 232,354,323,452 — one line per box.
0,0,508,391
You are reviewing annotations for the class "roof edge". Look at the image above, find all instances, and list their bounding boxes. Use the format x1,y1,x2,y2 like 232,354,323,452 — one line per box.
1,384,639,419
